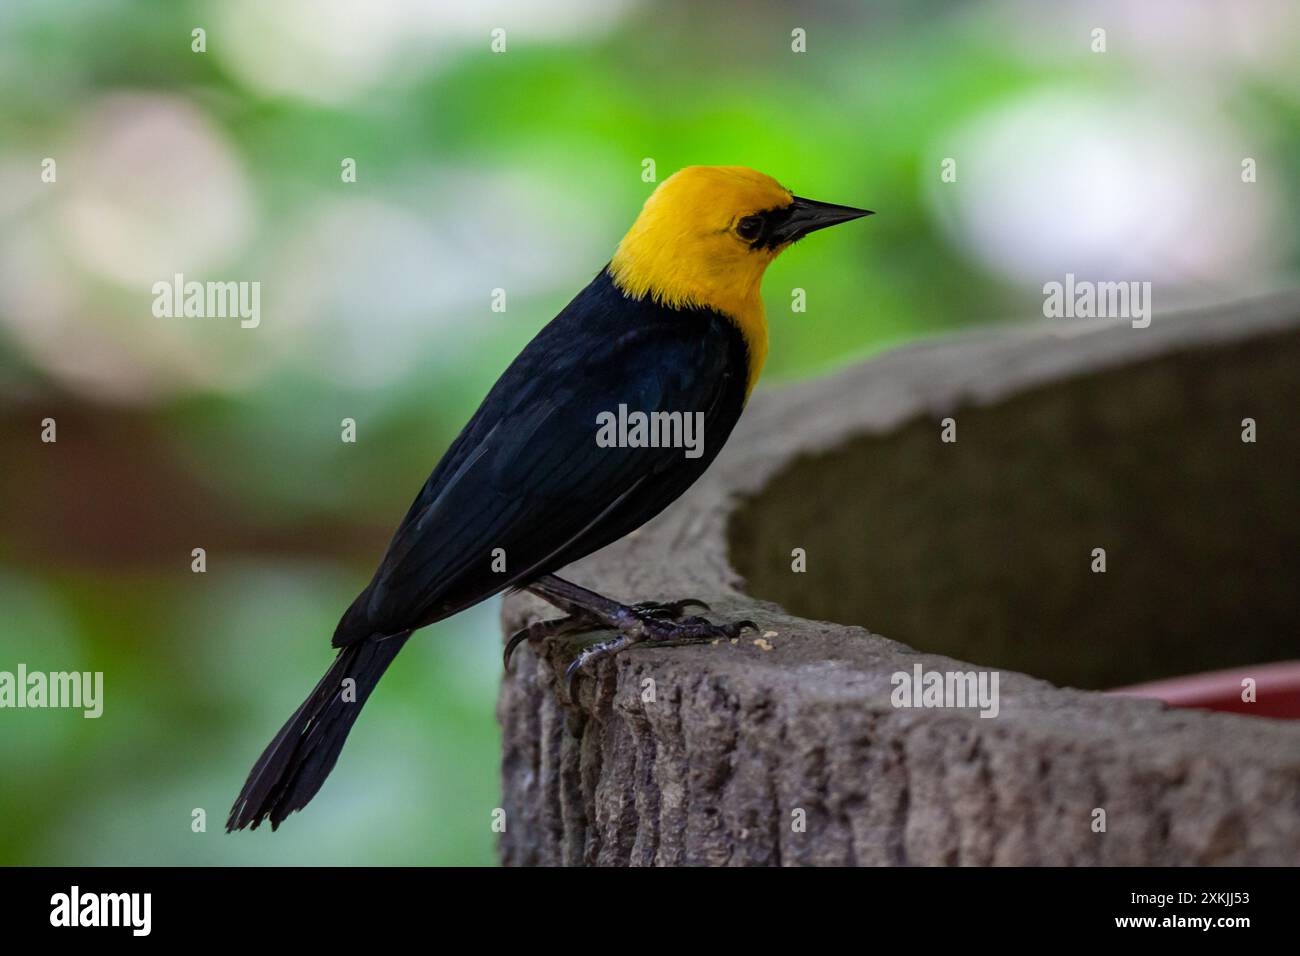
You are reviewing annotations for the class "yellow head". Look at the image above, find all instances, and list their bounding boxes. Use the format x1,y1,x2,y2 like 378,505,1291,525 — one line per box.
609,165,870,395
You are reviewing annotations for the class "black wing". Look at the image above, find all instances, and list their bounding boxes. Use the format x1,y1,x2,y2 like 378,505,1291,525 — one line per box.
334,270,750,645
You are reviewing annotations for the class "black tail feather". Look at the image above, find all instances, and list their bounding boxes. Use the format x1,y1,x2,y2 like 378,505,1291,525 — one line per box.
227,631,411,832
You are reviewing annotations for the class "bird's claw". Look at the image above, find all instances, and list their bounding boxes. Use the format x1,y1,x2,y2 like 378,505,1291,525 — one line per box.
503,612,597,671
504,598,712,672
631,597,712,618
563,630,647,701
562,609,757,701
508,588,753,702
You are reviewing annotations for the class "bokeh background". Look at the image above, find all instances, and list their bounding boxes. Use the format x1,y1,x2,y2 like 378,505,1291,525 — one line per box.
1,0,1297,865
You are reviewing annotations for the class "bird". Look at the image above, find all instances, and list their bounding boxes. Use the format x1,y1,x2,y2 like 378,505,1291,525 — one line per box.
227,165,871,831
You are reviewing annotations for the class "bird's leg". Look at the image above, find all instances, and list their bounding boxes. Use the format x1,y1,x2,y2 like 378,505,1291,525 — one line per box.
503,586,711,671
525,574,756,699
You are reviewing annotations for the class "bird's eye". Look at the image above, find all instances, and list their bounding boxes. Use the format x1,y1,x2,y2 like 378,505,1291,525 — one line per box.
735,215,763,242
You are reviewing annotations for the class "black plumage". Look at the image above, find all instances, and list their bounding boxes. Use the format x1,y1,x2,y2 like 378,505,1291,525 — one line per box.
228,268,750,830
336,268,751,642
227,163,871,832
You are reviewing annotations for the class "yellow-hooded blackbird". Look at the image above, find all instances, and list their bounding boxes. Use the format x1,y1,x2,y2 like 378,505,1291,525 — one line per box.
228,165,870,830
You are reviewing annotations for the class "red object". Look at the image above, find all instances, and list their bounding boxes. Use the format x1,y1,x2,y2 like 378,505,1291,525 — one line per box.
1108,661,1300,719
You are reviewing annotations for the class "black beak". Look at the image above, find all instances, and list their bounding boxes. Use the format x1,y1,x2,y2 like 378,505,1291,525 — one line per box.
768,196,873,246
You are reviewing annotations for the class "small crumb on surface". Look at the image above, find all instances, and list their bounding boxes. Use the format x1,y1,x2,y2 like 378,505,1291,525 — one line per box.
762,630,778,639
753,638,774,651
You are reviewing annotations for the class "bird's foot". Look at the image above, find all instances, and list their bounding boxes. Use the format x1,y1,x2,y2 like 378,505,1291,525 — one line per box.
502,597,712,671
504,582,754,701
503,612,599,671
631,597,712,620
562,604,756,701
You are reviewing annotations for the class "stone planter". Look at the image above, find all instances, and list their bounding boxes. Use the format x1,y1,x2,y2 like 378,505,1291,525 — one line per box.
498,292,1300,866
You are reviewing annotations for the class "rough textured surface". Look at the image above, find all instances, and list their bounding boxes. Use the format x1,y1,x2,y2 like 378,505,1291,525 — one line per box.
497,293,1300,866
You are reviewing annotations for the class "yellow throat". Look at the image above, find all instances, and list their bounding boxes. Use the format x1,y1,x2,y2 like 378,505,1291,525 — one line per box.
609,166,795,397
